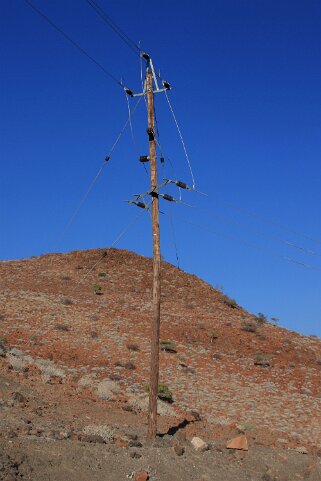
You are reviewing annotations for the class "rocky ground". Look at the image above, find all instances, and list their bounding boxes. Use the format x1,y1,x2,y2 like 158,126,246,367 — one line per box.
1,248,321,480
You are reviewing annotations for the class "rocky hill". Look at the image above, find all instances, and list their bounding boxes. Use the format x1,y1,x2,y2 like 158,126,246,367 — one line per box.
0,248,321,480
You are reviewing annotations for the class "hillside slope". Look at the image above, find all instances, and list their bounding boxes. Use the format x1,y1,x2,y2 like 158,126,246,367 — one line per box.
1,248,321,453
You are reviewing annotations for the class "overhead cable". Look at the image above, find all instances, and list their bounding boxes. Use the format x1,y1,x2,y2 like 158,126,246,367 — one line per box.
164,90,196,189
86,0,141,57
205,194,321,252
54,96,143,250
172,214,320,271
23,0,122,87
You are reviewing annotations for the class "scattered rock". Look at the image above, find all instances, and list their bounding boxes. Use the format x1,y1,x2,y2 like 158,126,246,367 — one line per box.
128,440,143,448
134,471,149,481
295,446,308,454
226,434,248,451
82,434,106,444
130,451,142,459
191,436,209,452
12,392,28,404
115,437,128,448
173,445,185,456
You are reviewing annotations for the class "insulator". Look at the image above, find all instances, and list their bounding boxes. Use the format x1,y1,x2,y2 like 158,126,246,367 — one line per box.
105,155,110,162
161,194,175,202
139,155,149,163
162,80,171,90
124,87,134,97
134,201,147,209
150,191,159,198
142,52,150,61
160,157,165,164
175,180,188,189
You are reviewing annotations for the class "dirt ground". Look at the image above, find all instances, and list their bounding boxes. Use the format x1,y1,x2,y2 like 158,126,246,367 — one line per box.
1,359,321,481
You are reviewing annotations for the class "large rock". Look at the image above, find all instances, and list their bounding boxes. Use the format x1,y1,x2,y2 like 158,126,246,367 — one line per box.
191,436,209,452
226,434,248,451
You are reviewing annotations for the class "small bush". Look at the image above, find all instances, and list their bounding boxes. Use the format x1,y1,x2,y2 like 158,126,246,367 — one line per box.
160,340,177,353
270,317,279,324
109,374,121,381
222,295,238,309
256,312,268,324
61,298,73,306
90,331,98,339
212,353,222,361
76,265,83,270
210,331,218,342
126,343,139,352
241,322,258,333
124,362,136,370
61,275,71,281
55,324,70,332
93,284,102,295
98,272,107,278
114,361,122,367
253,352,270,367
145,383,173,402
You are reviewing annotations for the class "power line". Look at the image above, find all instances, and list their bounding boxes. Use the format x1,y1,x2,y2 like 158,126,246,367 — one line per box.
203,193,321,252
23,0,122,88
54,96,143,250
189,204,321,259
172,213,319,271
164,90,196,189
86,0,141,57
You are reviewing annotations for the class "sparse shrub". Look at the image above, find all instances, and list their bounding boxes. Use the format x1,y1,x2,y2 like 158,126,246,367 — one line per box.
145,383,173,402
61,275,71,281
241,322,258,333
212,353,222,361
222,295,238,309
90,331,98,339
114,361,122,367
124,362,136,370
310,334,318,338
98,272,107,278
253,352,270,367
61,298,73,306
210,331,218,342
76,265,83,270
270,317,279,324
93,284,102,295
109,374,121,381
126,343,139,352
256,312,268,324
160,340,177,353
55,324,70,332
157,383,173,402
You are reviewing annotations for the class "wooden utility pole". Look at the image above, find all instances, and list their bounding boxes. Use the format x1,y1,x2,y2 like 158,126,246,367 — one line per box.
146,70,161,439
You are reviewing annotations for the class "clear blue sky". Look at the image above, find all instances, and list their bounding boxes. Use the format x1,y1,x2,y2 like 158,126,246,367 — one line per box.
1,0,321,336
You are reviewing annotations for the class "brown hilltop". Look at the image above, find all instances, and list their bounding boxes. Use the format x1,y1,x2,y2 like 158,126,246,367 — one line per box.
1,247,321,455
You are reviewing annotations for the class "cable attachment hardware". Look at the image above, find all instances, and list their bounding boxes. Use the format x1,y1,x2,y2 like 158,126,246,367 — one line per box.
162,80,171,90
105,155,110,162
124,86,134,97
160,157,165,165
142,52,151,61
146,128,155,141
139,155,150,163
